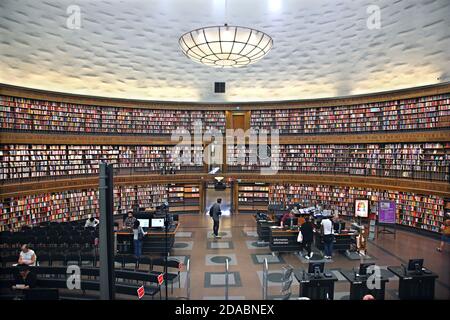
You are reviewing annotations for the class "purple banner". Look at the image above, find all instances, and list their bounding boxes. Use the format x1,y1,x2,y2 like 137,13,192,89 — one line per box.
378,200,396,224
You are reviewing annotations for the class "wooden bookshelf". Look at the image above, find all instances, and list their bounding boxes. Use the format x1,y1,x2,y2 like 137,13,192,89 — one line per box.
226,142,449,181
0,144,205,182
0,95,226,135
237,182,269,213
267,184,445,233
250,94,450,134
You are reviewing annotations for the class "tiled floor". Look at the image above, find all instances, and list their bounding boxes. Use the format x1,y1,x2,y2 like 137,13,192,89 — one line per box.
167,214,450,300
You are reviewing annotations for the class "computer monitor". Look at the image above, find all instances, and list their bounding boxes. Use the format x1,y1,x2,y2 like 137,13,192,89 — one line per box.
308,262,325,274
407,259,424,272
359,262,375,276
151,218,165,228
333,222,346,233
137,218,149,228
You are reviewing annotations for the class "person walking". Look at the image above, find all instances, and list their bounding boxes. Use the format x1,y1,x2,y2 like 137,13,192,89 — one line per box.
209,198,222,238
321,217,334,259
436,218,450,252
300,215,314,259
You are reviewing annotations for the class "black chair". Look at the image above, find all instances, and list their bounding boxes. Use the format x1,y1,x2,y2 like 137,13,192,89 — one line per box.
151,258,182,293
49,251,66,266
36,252,51,266
122,255,138,271
65,252,81,266
80,253,95,267
1,255,18,267
24,288,60,300
137,256,152,271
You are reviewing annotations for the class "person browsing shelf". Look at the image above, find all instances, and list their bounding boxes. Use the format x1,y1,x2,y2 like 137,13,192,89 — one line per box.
321,217,334,259
18,244,37,266
124,211,137,229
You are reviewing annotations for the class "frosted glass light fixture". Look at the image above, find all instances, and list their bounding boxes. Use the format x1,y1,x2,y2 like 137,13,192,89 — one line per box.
179,24,273,68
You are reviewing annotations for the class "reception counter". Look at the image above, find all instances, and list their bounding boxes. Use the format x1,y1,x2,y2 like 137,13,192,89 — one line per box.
116,223,179,255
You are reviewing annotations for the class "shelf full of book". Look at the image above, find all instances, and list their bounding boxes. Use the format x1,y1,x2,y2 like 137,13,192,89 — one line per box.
168,184,200,213
250,94,450,134
238,183,269,213
0,95,226,135
0,183,201,231
225,142,450,182
0,144,206,183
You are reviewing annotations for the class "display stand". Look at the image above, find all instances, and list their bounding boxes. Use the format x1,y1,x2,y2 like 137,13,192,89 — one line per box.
377,223,397,239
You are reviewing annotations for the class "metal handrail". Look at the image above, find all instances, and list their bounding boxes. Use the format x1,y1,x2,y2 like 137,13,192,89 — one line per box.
225,258,229,300
186,259,191,300
262,258,268,300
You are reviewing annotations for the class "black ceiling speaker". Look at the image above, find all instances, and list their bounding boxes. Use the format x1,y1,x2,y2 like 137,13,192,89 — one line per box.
214,82,225,93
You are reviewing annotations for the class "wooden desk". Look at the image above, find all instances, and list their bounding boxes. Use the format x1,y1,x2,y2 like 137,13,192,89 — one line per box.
293,269,338,300
116,224,179,255
387,266,438,300
255,215,277,242
340,270,389,300
269,227,302,252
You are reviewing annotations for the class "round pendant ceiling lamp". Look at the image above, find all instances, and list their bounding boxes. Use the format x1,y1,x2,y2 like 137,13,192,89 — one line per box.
179,24,273,68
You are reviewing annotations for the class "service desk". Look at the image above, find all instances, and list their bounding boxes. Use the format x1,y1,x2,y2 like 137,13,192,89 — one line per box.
255,216,278,242
387,266,438,300
340,270,389,300
314,231,357,252
116,224,179,255
293,269,338,300
269,227,302,252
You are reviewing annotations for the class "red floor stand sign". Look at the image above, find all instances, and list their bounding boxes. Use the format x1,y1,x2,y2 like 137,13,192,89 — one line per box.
158,273,164,285
137,286,145,299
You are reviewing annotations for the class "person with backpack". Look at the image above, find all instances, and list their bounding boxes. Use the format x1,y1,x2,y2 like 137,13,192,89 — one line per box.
209,198,222,238
132,220,146,258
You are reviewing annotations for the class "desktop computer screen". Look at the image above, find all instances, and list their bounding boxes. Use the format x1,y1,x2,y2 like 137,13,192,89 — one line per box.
359,262,375,276
137,218,149,228
151,218,165,228
308,262,325,274
407,258,424,272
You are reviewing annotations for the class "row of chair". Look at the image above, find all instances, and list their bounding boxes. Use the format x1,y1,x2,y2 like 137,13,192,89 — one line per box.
0,250,182,294
0,266,163,300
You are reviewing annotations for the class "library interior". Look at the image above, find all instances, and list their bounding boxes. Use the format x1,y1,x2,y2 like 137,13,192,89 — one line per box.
0,0,449,303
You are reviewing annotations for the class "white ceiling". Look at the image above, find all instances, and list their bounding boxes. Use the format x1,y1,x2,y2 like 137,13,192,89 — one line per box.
0,0,449,102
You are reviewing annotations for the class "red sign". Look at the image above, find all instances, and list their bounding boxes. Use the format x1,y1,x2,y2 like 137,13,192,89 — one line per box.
157,273,164,285
137,286,145,299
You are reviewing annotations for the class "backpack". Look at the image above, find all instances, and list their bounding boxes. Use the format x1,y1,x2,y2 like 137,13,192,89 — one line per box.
209,206,214,217
137,227,144,241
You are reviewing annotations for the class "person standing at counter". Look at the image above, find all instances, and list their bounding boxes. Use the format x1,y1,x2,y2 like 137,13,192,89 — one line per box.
210,198,222,238
300,216,314,259
321,217,334,259
124,211,137,229
132,220,146,258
